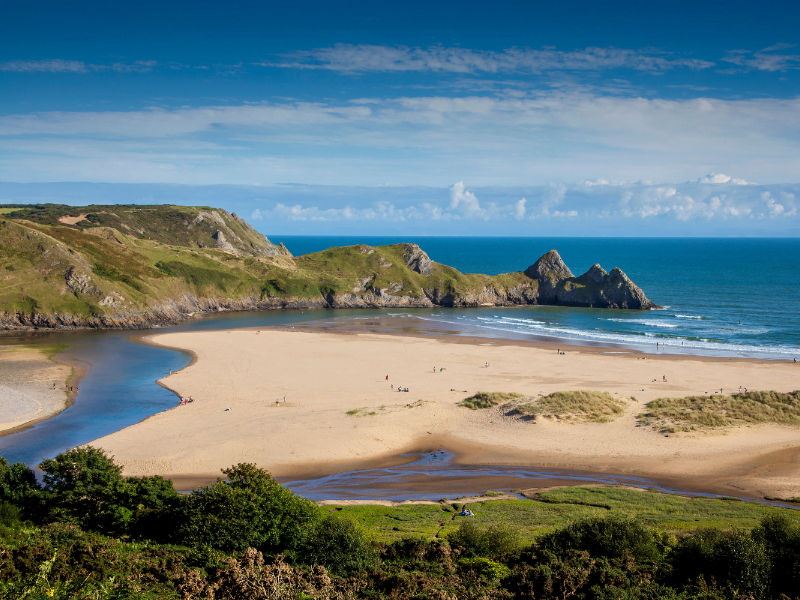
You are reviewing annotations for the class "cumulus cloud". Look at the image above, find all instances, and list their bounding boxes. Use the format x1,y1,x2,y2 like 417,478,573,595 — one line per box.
449,181,485,218
696,173,753,185
514,197,526,219
242,178,798,229
266,44,715,74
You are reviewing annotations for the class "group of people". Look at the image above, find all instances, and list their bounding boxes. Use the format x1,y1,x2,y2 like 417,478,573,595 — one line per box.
178,396,195,405
458,509,475,517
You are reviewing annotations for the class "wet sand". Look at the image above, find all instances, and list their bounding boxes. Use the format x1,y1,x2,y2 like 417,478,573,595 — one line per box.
90,326,800,499
0,346,76,435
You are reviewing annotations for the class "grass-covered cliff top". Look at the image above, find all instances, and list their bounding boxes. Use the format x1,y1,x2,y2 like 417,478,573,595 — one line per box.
0,203,653,325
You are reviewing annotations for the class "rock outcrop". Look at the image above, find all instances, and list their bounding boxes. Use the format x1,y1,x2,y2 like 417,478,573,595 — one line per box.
403,244,434,275
522,250,655,309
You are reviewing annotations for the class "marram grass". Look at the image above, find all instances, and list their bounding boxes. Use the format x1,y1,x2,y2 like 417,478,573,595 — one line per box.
638,390,800,433
515,390,628,423
460,391,523,410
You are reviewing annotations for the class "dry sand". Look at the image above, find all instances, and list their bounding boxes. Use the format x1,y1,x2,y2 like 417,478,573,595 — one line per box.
92,328,800,498
0,346,74,434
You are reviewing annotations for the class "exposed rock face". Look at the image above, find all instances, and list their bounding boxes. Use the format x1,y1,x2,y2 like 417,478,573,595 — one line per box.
522,250,655,309
212,230,239,254
403,244,434,275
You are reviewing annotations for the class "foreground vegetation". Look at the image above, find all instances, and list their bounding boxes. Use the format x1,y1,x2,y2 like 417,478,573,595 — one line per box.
638,390,800,432
3,448,800,599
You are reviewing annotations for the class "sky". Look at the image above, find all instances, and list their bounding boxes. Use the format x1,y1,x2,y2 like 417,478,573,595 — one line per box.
1,0,799,236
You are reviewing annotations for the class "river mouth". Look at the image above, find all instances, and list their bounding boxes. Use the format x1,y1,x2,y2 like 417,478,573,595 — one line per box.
1,307,797,505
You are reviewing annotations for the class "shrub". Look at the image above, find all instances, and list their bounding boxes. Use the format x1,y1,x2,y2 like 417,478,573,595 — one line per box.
296,515,378,576
752,514,800,598
538,516,660,563
671,529,771,600
447,520,521,558
178,463,320,554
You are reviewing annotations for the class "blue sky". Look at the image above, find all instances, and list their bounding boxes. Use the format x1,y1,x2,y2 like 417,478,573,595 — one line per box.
1,0,799,236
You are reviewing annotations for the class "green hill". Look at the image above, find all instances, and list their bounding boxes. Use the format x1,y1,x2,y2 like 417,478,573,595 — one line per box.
0,204,655,330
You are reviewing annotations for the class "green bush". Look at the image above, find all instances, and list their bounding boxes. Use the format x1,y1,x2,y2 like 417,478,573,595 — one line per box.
672,529,771,600
447,520,521,558
178,463,320,554
538,516,660,563
296,515,378,576
752,515,800,599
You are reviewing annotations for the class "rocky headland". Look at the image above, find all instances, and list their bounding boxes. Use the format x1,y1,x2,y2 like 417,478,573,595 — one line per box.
0,204,655,331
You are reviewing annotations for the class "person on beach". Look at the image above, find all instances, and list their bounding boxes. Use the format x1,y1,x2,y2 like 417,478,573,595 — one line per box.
663,375,667,382
386,375,389,380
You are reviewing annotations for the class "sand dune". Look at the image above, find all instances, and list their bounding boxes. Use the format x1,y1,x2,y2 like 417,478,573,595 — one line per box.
92,328,800,498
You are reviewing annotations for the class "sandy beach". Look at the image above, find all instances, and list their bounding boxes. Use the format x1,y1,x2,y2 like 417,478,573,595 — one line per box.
92,327,800,499
0,346,75,435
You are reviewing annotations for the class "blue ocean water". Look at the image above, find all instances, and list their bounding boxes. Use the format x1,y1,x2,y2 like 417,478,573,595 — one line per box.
273,236,800,359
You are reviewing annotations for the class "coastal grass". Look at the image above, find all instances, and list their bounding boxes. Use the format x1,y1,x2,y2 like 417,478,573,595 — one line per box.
638,390,800,433
515,390,628,422
327,485,800,544
460,391,523,410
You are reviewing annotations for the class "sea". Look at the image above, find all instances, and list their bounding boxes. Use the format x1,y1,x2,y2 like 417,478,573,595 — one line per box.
273,236,800,360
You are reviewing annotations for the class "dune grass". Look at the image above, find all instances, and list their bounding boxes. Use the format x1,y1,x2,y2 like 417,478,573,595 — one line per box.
638,390,800,433
460,391,524,410
515,390,628,423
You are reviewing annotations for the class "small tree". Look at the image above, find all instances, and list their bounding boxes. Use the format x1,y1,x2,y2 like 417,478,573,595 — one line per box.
0,456,40,506
178,463,320,553
37,447,180,537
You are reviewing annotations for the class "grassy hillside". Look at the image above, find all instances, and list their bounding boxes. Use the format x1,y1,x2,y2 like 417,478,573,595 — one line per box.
0,204,536,326
0,203,652,328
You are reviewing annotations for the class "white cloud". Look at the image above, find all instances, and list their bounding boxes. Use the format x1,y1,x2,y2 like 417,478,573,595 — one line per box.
250,208,263,220
0,59,157,74
696,173,753,185
0,59,88,73
514,197,526,219
1,93,799,187
449,181,485,217
722,45,800,72
267,44,715,74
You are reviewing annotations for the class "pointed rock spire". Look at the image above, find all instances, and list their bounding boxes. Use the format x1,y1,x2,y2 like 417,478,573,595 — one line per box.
524,250,574,284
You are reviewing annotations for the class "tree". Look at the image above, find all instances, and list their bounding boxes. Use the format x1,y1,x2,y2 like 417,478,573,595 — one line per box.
37,447,180,537
0,455,40,506
178,463,320,553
